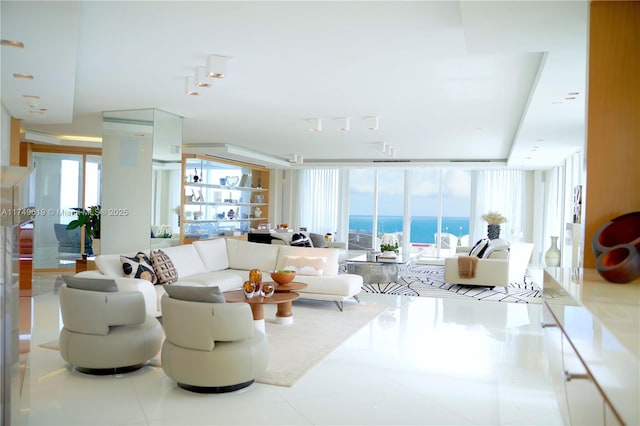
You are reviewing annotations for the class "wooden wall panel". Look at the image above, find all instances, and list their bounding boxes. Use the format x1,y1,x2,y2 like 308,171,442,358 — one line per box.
584,1,640,268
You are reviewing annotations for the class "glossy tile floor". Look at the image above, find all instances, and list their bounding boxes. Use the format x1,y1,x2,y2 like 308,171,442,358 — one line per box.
17,273,563,426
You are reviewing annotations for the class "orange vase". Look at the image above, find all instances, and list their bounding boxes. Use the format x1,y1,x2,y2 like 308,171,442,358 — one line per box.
249,268,262,284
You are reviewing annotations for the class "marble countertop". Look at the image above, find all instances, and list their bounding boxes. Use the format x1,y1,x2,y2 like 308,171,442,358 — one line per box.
543,267,639,358
543,267,639,425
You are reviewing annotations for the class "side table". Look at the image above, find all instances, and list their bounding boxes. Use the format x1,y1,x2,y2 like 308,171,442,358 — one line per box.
272,281,308,325
75,256,97,273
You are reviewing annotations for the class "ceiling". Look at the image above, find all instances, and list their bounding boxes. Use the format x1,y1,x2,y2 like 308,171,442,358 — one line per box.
1,1,588,169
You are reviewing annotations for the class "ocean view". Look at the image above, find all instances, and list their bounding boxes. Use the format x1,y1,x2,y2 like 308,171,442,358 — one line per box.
349,215,470,244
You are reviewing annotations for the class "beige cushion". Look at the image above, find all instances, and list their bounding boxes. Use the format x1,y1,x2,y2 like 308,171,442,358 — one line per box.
62,275,118,292
163,285,225,303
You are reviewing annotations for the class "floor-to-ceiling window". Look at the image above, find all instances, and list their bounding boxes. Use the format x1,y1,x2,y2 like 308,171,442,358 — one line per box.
347,168,471,257
410,169,471,257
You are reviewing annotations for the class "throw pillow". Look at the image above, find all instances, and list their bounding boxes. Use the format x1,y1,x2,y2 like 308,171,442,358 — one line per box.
482,238,511,259
280,255,327,276
121,252,157,284
309,233,328,248
290,232,312,247
163,285,226,303
61,275,119,292
469,238,490,258
150,249,178,285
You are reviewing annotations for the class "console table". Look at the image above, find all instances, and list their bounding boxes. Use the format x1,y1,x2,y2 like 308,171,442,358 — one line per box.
542,268,639,425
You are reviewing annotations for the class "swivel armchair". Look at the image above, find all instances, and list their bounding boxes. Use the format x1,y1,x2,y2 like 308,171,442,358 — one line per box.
161,294,268,393
58,283,163,374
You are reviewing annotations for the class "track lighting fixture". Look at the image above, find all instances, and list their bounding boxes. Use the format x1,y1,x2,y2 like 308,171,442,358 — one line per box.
185,76,200,96
308,118,322,132
365,116,379,130
337,117,350,131
207,55,228,79
195,66,212,88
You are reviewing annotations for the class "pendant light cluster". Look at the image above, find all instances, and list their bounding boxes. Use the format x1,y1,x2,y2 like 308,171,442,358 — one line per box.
185,54,229,96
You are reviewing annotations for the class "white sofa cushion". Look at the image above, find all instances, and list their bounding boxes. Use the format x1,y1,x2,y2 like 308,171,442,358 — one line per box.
95,254,126,277
193,238,230,271
294,274,363,297
176,270,244,291
276,246,339,276
161,244,207,277
226,239,280,272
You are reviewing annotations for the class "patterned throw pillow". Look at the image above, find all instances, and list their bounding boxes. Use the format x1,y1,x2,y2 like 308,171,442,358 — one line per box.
469,238,490,258
290,232,312,247
150,249,178,285
120,252,157,284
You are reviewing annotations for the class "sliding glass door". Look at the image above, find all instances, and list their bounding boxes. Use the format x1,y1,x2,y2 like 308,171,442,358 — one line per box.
32,152,101,269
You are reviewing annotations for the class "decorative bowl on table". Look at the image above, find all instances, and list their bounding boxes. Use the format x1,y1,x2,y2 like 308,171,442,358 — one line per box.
270,270,296,286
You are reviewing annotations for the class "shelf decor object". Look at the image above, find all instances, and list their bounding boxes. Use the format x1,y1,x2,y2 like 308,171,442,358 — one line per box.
591,211,640,283
545,236,561,267
180,155,270,243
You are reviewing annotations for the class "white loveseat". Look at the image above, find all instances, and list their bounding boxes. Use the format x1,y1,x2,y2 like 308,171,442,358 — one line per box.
75,238,363,316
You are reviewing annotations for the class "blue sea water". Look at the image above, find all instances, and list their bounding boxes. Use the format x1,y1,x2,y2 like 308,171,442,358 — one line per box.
349,215,469,244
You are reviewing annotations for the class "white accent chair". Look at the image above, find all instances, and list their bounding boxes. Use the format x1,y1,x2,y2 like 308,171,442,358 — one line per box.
160,295,268,393
58,284,163,375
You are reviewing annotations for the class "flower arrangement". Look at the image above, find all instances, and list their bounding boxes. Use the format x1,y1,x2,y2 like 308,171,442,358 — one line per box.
481,211,507,225
380,233,399,252
153,224,172,238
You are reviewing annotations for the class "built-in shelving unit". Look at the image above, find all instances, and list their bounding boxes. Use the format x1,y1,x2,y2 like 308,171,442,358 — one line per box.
180,155,270,243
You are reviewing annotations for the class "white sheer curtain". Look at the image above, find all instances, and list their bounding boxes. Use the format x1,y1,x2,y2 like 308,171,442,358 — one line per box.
296,169,339,234
469,170,528,243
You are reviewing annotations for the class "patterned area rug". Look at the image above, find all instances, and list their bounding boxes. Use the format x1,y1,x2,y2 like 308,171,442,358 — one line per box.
358,264,542,303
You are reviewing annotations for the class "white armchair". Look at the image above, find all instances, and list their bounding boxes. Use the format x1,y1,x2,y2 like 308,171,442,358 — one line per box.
443,244,510,288
59,283,163,375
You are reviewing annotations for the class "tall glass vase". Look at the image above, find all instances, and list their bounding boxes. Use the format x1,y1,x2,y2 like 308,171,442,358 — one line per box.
545,236,561,267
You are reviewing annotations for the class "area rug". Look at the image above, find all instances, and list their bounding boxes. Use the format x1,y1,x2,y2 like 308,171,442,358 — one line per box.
257,301,387,387
361,264,542,304
40,301,387,388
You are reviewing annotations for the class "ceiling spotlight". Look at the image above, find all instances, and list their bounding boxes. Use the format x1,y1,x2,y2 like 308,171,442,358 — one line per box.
365,116,379,130
195,66,212,88
288,154,303,164
207,55,228,79
308,118,322,132
185,76,200,96
13,73,34,80
337,117,350,132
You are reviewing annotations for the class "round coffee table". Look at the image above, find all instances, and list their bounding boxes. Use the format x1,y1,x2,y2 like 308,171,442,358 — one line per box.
224,290,299,332
272,282,307,325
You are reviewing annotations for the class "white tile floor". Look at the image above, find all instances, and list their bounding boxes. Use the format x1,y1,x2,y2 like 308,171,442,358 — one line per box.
16,273,563,426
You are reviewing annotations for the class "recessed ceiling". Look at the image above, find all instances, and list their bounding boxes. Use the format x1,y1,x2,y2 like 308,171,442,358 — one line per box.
0,1,588,169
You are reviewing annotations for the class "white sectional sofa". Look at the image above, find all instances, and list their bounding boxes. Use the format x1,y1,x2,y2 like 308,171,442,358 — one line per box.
75,238,363,316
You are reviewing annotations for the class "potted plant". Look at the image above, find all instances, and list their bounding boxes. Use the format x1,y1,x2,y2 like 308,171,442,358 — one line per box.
379,233,399,256
66,205,101,254
481,211,507,240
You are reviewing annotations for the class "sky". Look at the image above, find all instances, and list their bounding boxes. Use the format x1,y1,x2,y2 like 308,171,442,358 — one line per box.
348,168,471,217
